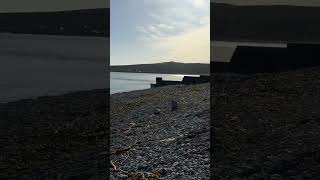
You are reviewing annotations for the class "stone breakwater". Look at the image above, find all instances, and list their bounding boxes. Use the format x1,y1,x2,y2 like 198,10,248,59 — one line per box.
151,75,210,88
110,83,210,179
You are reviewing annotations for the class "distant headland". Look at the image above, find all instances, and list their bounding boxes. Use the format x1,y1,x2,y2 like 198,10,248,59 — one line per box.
110,61,210,75
0,8,109,37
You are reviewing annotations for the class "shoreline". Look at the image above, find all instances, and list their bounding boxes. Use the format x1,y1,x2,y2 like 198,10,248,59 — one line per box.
0,88,108,105
0,32,109,39
111,70,208,76
3,64,320,178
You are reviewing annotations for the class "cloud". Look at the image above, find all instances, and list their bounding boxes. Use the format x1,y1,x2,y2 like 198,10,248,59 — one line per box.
111,0,210,65
150,24,210,63
188,0,208,8
137,0,209,41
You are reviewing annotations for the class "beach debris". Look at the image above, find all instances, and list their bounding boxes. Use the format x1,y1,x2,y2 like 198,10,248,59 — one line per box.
171,100,178,111
230,116,238,121
123,122,136,134
112,145,134,155
131,175,140,180
111,160,118,171
111,160,162,179
160,137,176,142
154,108,161,115
110,160,133,177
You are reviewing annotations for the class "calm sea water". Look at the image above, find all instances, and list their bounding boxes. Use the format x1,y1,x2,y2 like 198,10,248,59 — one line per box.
110,72,199,94
0,33,109,103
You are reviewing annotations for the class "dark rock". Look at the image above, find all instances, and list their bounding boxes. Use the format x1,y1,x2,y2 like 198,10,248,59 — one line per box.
157,168,171,176
154,108,161,115
136,164,152,171
270,174,282,180
171,101,178,111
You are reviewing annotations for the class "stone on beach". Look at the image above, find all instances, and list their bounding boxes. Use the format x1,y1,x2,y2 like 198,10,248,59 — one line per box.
171,100,178,111
154,108,161,115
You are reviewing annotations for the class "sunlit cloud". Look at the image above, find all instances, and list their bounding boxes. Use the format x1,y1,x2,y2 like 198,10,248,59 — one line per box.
136,0,210,63
150,24,210,63
111,0,210,65
137,0,209,41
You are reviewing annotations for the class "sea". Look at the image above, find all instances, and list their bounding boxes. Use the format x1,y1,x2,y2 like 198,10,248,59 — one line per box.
110,72,199,94
1,35,287,102
0,33,109,103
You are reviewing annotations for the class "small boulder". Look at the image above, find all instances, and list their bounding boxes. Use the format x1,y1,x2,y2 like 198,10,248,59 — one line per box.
171,100,178,111
154,108,161,115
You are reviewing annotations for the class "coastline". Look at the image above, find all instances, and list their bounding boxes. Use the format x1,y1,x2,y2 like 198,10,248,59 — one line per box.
110,83,210,179
0,83,210,179
110,62,210,75
0,32,108,39
111,70,208,76
5,64,320,178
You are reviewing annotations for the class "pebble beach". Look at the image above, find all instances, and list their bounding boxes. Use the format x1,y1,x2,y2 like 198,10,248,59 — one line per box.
0,89,108,179
110,83,210,179
213,66,320,179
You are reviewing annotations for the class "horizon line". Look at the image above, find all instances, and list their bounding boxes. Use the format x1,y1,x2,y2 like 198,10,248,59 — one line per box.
111,61,210,66
211,1,320,7
0,7,109,14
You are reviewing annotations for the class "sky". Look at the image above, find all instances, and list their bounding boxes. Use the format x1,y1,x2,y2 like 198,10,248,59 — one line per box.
110,0,210,65
212,0,320,6
0,0,109,12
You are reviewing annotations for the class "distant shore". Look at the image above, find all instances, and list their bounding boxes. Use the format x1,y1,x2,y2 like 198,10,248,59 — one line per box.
111,70,208,75
0,8,109,37
111,62,210,75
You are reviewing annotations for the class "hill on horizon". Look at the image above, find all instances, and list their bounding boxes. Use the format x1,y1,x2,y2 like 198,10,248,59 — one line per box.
111,62,210,75
0,8,109,37
212,3,320,43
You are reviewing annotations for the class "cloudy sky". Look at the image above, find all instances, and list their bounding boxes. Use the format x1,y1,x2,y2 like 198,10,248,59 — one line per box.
110,0,210,65
212,0,320,6
0,0,108,12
